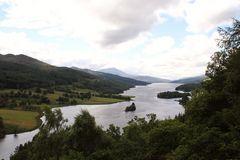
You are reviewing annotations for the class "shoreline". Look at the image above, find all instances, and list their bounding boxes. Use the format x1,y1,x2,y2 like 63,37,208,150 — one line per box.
1,97,131,136
0,83,141,137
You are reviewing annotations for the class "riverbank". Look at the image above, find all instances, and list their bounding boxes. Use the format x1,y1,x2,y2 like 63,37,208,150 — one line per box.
0,96,130,135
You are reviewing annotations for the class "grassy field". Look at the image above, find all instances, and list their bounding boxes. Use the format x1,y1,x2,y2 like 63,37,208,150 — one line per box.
0,97,124,134
0,88,130,134
0,88,130,106
0,109,40,134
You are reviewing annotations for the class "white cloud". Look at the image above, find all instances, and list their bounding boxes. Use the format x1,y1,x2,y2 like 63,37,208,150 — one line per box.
185,0,240,33
143,36,175,54
0,0,239,44
0,31,58,56
0,31,106,69
1,0,239,46
0,0,182,47
138,33,218,79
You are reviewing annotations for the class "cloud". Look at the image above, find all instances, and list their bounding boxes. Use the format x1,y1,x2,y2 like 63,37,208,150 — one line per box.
0,0,239,47
143,36,175,54
0,31,105,69
0,0,106,40
0,0,182,47
185,0,240,33
97,0,179,46
138,33,218,79
0,31,58,56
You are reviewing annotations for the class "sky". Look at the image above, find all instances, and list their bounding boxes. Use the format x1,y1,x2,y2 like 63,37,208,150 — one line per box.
0,0,239,80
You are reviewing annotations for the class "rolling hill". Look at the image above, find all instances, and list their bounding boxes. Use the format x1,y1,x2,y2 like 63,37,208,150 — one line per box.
0,54,147,93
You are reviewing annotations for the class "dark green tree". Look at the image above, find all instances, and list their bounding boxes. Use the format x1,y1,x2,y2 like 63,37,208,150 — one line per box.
43,107,67,132
0,117,5,138
69,110,110,156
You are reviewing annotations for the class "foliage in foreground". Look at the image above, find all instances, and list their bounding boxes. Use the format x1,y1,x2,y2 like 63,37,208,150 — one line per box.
11,19,240,160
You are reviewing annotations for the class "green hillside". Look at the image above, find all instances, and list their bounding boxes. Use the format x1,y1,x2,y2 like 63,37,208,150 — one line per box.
0,54,147,93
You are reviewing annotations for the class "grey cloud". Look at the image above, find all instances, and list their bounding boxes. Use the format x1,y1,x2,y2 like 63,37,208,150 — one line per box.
209,6,240,26
99,0,179,46
100,22,152,46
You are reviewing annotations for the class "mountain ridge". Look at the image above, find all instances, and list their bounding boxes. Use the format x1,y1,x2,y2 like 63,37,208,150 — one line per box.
171,75,206,84
98,67,170,83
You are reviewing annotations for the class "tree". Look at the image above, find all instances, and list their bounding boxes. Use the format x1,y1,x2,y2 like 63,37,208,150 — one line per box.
181,18,240,159
206,19,240,79
70,99,77,105
43,106,67,132
40,96,50,104
33,108,68,160
35,87,41,93
69,110,109,155
148,120,186,159
106,124,121,140
0,117,5,138
217,18,240,50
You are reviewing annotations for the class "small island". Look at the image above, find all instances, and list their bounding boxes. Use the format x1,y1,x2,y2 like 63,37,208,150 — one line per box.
157,91,190,99
125,103,136,112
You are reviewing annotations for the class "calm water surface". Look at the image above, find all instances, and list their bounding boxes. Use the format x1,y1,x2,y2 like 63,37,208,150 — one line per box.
0,83,184,160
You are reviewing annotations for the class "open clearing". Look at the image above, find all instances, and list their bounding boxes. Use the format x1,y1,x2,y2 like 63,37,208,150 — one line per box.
0,109,40,133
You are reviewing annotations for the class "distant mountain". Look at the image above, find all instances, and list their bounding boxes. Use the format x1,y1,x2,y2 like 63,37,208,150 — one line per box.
98,68,132,78
98,67,170,83
0,54,147,93
71,67,101,76
72,67,148,87
133,75,170,83
171,75,206,84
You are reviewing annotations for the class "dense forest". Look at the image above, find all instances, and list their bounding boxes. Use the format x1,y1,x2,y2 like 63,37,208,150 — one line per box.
10,19,240,160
